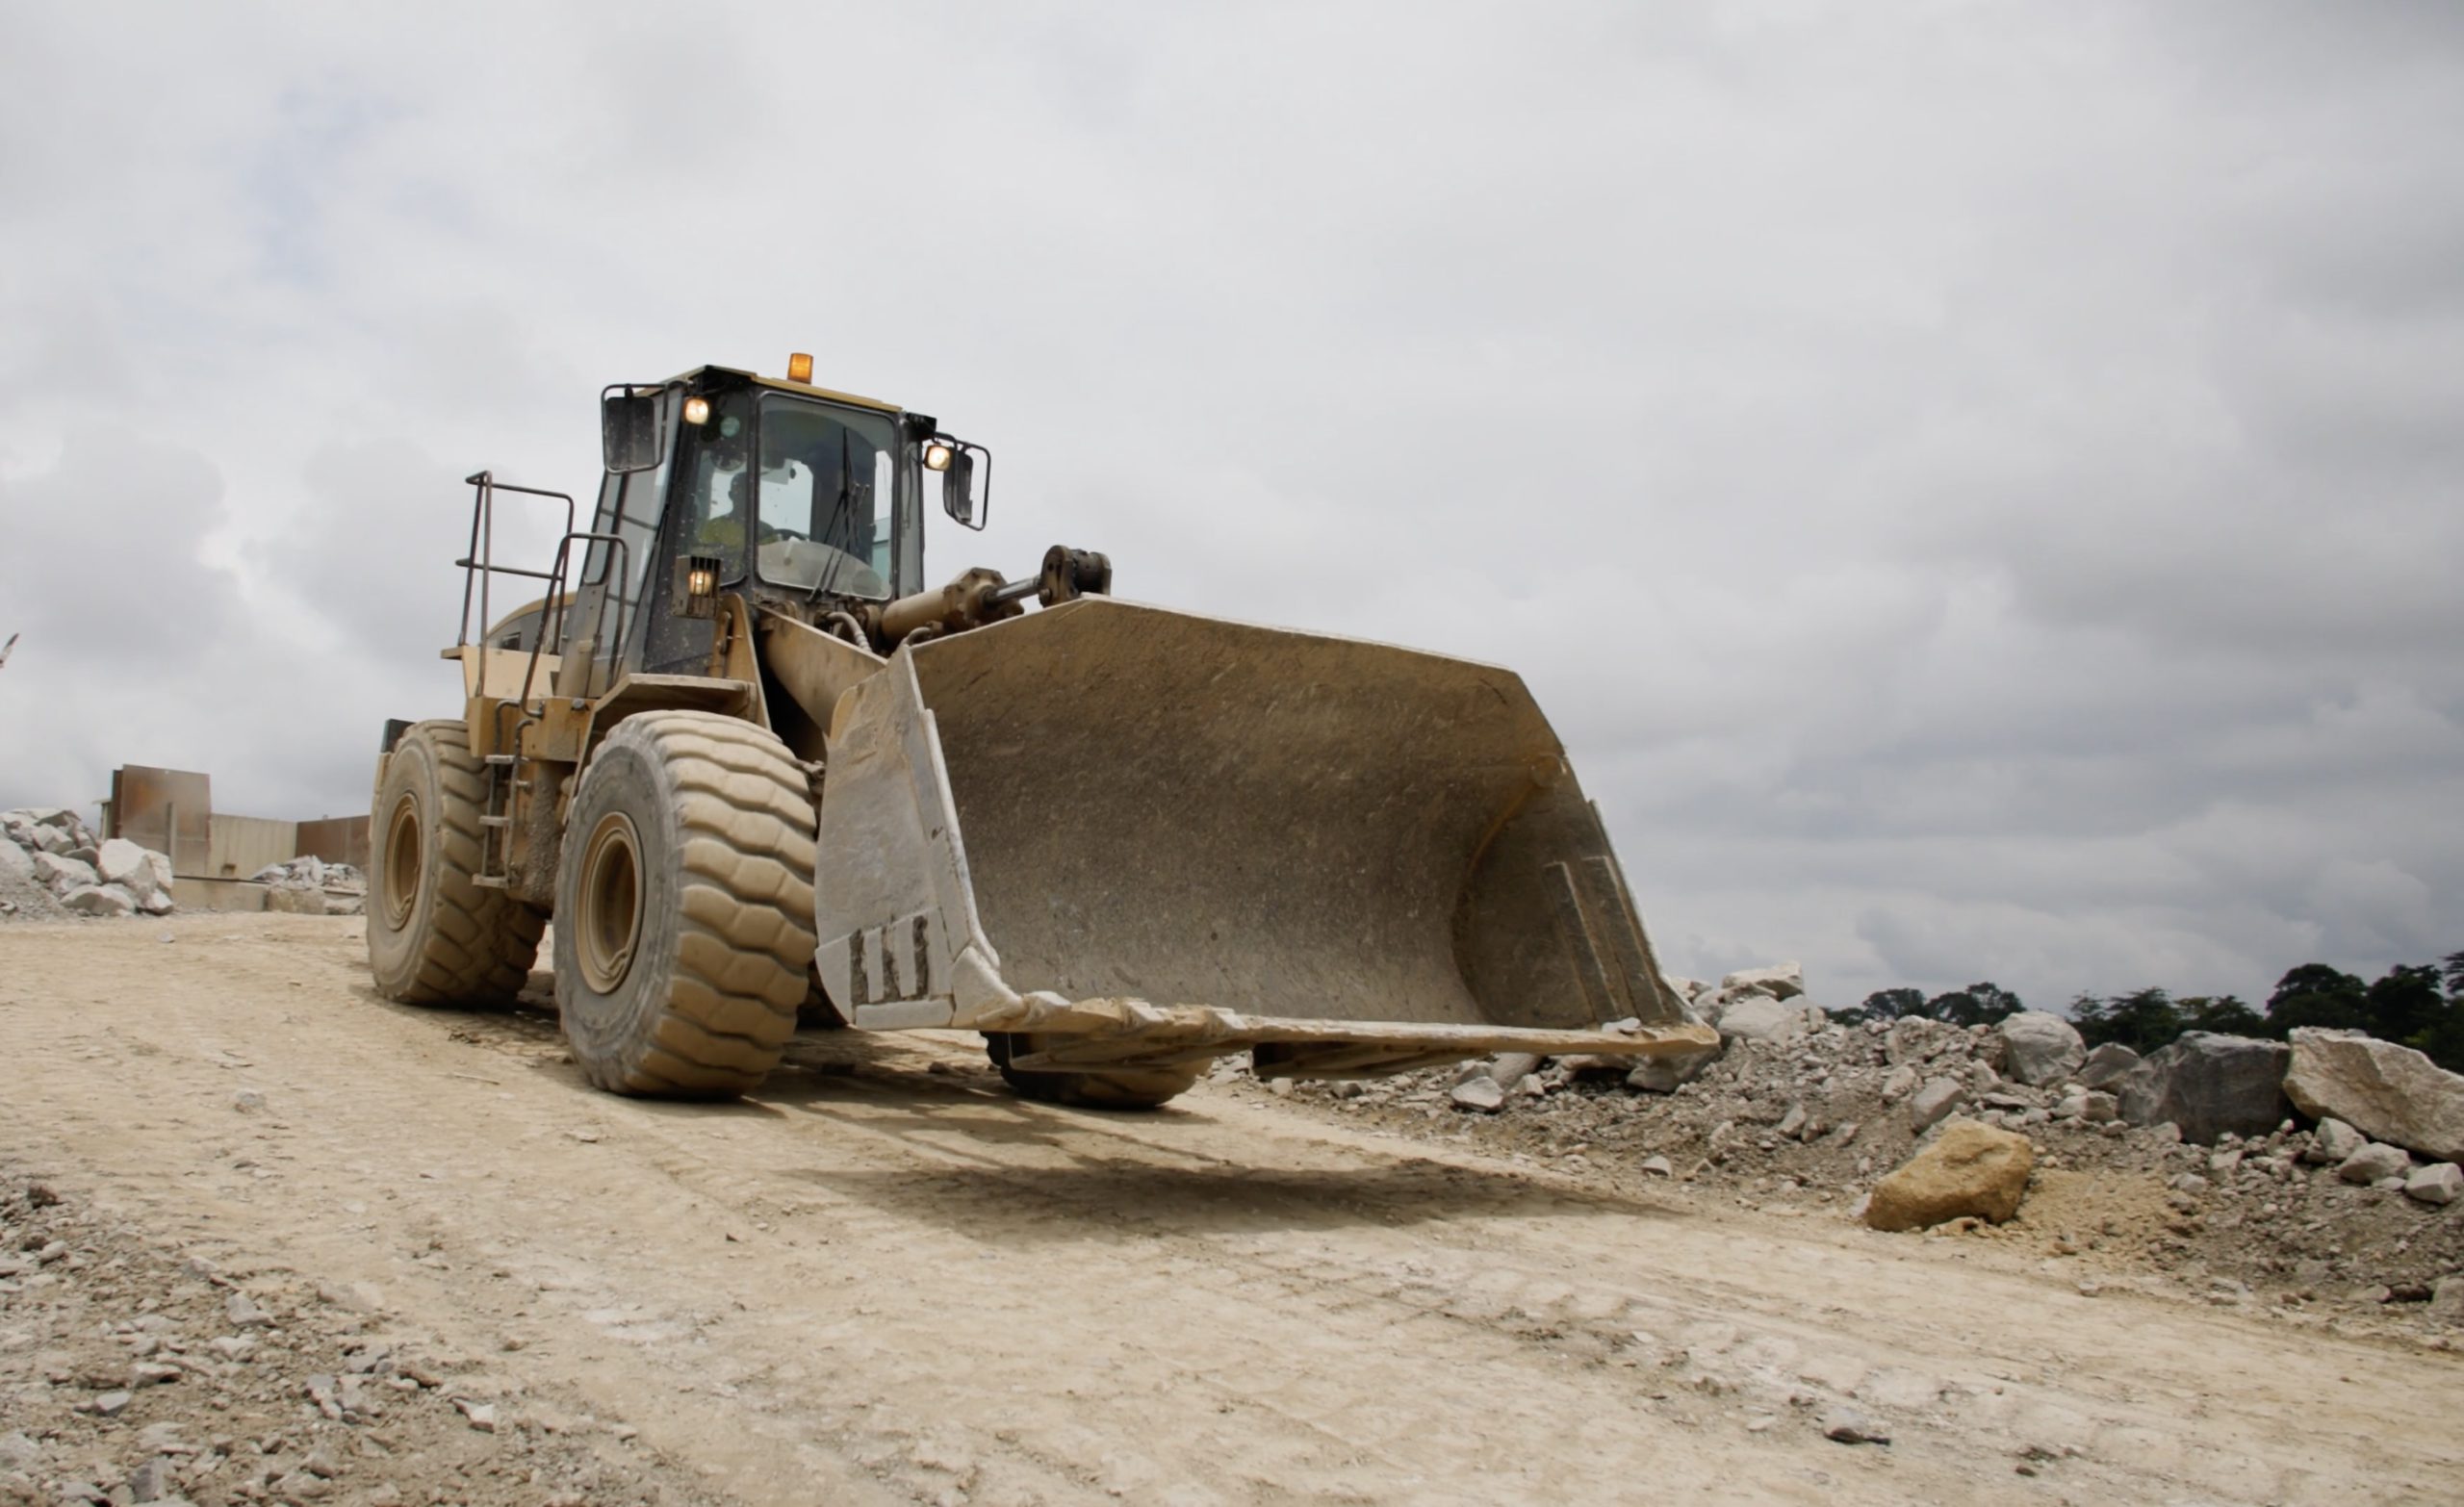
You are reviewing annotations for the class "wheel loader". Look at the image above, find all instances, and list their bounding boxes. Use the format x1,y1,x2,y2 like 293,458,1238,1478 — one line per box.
367,356,1715,1108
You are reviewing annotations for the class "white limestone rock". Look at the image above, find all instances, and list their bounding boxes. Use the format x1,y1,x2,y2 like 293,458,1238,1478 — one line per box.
2402,1162,2461,1206
1719,963,1805,1001
2335,1141,2412,1186
32,851,97,894
1450,1077,1506,1112
2304,1117,2367,1165
62,883,139,917
1716,995,1798,1042
1995,1012,2088,1087
1909,1077,1966,1131
2285,1028,2464,1163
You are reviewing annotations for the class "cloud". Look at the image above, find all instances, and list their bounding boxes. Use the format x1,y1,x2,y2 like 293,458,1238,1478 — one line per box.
2,2,2458,1013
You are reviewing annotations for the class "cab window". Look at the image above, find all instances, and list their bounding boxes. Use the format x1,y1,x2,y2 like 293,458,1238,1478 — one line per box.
750,395,896,600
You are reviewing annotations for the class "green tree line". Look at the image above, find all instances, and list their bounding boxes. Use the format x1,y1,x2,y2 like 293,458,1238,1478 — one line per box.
1848,952,2464,1072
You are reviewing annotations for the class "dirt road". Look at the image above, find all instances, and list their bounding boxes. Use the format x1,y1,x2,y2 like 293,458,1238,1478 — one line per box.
3,914,2458,1505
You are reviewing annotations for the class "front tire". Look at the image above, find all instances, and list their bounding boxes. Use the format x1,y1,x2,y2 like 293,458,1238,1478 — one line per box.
553,711,817,1097
984,1033,1200,1111
368,721,543,1005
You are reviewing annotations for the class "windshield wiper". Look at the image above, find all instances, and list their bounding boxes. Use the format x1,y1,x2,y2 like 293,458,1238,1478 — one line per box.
803,428,857,604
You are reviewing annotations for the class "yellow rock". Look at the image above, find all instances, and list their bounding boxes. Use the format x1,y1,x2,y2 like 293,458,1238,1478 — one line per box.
1863,1118,2034,1233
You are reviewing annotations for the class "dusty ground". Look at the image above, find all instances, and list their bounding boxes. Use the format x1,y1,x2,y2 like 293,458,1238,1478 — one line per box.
2,914,2459,1505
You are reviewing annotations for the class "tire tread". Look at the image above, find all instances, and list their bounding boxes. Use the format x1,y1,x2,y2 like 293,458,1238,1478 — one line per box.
377,721,544,1006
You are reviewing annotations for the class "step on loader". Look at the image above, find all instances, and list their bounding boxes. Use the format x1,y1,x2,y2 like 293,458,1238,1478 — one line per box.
367,357,1714,1108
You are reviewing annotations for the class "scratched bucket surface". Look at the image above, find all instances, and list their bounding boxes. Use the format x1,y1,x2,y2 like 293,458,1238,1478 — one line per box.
811,597,1675,1033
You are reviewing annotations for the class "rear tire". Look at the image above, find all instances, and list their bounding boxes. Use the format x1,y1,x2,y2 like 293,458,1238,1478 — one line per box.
984,1033,1199,1111
368,721,544,1005
553,711,817,1097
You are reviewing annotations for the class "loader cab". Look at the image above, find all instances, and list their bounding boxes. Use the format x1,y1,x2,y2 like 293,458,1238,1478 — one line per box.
572,367,929,678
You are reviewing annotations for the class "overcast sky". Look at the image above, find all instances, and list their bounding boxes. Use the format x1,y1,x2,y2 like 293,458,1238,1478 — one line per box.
3,2,2458,1012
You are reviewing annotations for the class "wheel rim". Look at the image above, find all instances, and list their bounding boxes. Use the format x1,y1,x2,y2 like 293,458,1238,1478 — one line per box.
576,811,644,994
382,792,423,930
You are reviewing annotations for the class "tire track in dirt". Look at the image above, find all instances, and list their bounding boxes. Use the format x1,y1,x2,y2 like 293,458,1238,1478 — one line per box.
5,914,2460,1505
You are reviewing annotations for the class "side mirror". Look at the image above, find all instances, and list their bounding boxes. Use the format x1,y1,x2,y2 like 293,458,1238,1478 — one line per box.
942,449,978,528
937,442,990,531
601,386,665,473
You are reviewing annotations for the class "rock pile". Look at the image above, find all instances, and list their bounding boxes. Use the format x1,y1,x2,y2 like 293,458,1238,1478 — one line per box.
250,856,368,917
0,808,175,920
1245,983,2464,1317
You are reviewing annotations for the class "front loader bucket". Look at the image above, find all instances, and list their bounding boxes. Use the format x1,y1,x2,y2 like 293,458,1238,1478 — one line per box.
811,598,1715,1075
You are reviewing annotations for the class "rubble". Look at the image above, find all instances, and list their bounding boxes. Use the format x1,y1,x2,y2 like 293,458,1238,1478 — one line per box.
251,856,369,916
1243,983,2464,1322
2284,1029,2464,1162
0,1167,718,1507
2,808,174,921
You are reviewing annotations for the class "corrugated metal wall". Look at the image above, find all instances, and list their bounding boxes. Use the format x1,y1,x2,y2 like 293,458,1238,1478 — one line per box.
207,815,297,880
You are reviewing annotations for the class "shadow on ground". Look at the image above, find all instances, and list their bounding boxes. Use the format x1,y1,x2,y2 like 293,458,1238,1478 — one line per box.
777,1153,1676,1239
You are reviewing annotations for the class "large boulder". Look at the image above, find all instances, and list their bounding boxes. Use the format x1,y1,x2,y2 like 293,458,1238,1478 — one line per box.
1862,1118,2034,1232
32,851,97,895
2075,1041,2143,1090
1715,995,1796,1042
2283,1029,2464,1163
2116,1033,2291,1145
1995,1012,2087,1086
62,883,139,917
1719,963,1804,1001
0,840,31,884
94,838,171,899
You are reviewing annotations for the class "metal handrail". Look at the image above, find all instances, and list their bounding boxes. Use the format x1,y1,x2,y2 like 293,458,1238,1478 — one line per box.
513,530,630,712
454,475,643,714
455,472,577,652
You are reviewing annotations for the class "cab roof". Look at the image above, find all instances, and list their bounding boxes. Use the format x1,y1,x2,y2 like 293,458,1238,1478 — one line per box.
662,364,905,417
